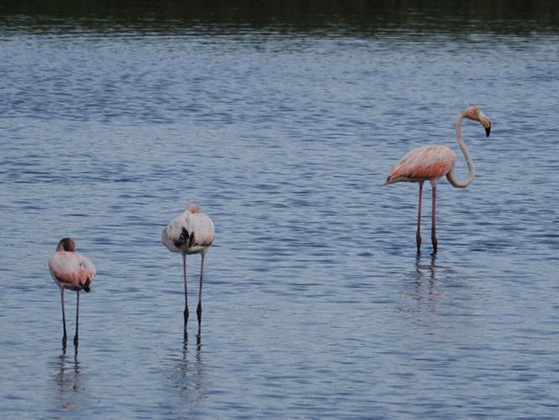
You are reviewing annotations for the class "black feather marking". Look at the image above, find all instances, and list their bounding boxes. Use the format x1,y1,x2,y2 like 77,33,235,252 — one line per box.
188,231,196,248
179,227,190,244
83,278,91,293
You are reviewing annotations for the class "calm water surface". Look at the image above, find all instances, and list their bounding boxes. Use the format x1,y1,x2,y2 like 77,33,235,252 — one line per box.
1,3,559,418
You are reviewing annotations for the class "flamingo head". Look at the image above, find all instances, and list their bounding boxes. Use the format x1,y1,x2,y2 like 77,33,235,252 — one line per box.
187,204,200,214
464,107,491,137
56,237,76,252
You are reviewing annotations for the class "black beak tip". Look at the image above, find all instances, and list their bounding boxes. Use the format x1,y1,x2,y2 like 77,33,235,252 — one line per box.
485,126,491,137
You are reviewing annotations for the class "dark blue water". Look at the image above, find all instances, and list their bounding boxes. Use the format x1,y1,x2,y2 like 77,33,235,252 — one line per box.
1,4,559,418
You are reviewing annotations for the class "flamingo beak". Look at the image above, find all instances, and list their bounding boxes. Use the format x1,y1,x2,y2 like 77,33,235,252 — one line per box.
479,111,491,137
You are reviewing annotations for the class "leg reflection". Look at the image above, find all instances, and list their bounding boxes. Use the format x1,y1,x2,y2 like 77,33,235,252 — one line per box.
172,328,207,402
413,252,439,313
53,351,83,410
415,252,437,285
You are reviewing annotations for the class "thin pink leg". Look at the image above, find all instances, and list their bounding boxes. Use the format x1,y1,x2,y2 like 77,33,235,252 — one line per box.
60,289,67,349
431,184,438,253
196,253,205,336
183,253,189,330
74,291,80,348
416,182,424,252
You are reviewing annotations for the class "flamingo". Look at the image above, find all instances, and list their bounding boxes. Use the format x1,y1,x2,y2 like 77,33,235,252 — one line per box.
162,204,215,334
385,106,491,253
48,238,96,349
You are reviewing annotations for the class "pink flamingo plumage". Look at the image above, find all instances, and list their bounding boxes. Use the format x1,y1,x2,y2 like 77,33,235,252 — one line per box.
48,238,96,349
385,107,491,253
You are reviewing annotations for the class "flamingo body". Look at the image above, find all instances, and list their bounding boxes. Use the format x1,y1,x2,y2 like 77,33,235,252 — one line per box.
49,251,96,292
385,145,456,184
162,207,214,255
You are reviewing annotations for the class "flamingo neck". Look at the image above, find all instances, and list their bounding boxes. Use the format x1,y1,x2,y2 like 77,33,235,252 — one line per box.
446,112,475,188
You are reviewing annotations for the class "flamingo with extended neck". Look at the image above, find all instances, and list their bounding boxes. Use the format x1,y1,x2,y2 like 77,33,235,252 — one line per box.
385,107,491,253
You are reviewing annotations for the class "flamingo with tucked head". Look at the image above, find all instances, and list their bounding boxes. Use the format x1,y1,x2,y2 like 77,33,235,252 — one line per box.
48,238,96,349
385,107,491,253
162,204,214,335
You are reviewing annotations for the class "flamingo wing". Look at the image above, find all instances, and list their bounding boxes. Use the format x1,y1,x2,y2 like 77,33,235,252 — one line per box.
162,213,186,252
76,253,96,290
386,145,456,184
186,213,215,249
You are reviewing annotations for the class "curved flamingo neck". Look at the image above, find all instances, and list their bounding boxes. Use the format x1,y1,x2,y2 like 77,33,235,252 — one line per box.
447,112,475,188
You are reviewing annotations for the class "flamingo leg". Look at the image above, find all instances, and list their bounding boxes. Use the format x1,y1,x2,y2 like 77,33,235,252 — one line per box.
416,181,424,252
60,289,67,349
431,184,438,253
183,253,189,330
197,253,205,336
74,291,80,347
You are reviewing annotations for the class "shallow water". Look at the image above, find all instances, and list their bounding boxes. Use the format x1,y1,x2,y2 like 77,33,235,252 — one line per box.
1,2,559,418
